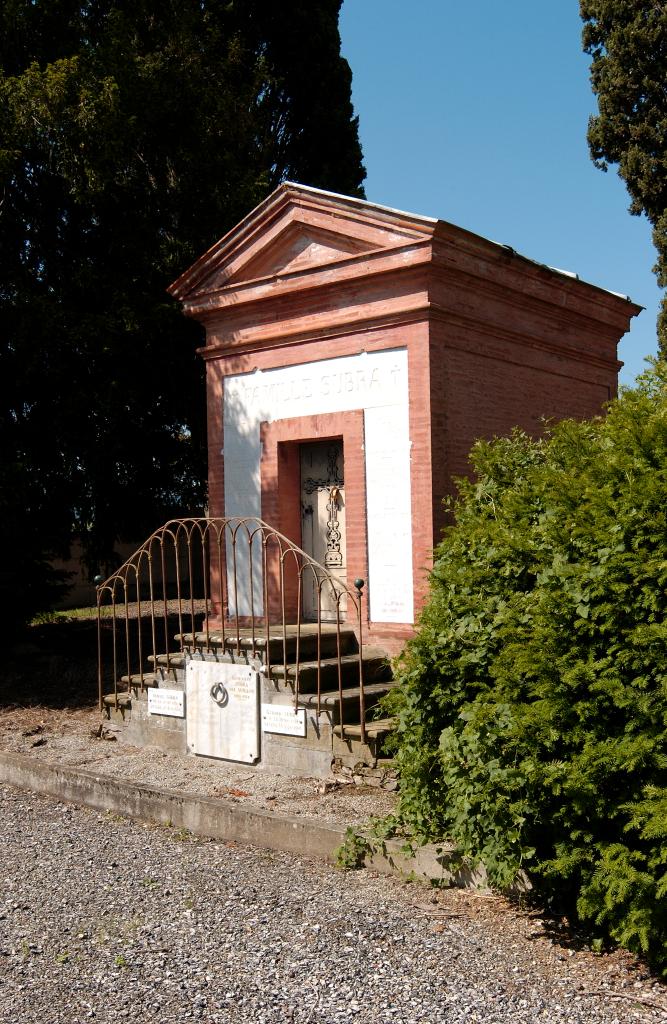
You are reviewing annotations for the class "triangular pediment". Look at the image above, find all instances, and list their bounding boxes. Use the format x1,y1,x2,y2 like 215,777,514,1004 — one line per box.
169,182,436,302
223,220,374,285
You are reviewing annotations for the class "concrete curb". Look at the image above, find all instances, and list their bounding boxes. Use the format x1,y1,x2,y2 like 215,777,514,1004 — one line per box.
0,750,485,887
0,750,345,860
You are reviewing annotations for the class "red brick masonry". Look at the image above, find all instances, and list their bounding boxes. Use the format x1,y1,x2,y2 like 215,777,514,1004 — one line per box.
169,182,640,642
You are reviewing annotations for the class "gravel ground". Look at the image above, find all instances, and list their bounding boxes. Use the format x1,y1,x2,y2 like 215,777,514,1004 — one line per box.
0,705,397,825
2,702,667,1021
1,784,666,1024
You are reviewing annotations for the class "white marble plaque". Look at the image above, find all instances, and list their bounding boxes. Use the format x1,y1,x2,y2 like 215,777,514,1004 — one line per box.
186,661,259,763
364,404,414,623
147,688,185,718
261,703,307,737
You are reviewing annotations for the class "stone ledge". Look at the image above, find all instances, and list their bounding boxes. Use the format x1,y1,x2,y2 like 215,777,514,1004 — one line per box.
0,749,489,889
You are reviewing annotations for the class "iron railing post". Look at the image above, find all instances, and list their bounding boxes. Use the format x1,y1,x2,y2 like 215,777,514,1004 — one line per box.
354,578,366,745
95,576,104,713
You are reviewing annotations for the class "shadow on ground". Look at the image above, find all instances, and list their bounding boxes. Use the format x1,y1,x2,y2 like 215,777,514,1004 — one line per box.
2,619,100,710
3,610,187,710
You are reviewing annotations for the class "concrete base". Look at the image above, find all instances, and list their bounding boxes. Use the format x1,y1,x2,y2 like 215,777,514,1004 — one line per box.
109,651,380,779
0,750,341,860
123,695,188,754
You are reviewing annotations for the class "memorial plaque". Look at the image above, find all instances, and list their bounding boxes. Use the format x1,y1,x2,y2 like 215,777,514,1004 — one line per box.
261,703,306,737
147,688,185,718
186,661,259,763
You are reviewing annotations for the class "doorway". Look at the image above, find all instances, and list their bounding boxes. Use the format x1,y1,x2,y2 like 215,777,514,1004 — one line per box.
300,440,346,621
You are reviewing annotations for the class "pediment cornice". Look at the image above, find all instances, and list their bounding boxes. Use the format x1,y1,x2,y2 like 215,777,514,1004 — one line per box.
168,182,436,304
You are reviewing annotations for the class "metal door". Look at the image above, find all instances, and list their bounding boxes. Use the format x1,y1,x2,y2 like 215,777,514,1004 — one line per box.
300,440,346,621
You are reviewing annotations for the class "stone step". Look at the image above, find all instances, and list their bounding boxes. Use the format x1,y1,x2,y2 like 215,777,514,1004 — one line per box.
268,650,391,694
298,680,398,723
175,625,358,662
120,672,160,689
147,653,187,681
331,718,398,768
103,692,132,709
147,653,187,670
333,717,397,740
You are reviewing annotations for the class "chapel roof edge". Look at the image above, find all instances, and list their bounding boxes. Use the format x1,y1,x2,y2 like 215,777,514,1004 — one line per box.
167,182,642,318
167,182,437,301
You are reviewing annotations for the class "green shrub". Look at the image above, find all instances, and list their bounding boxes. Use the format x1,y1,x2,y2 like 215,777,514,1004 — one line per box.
392,362,667,971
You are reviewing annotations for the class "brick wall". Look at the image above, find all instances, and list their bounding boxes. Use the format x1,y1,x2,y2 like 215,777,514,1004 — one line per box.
428,308,619,544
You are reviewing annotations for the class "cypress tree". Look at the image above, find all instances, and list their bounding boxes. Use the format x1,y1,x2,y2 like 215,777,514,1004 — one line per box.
581,1,667,352
0,0,365,622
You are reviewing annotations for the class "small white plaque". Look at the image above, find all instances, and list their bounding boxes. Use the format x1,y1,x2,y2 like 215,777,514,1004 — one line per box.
147,688,185,718
261,704,307,737
186,661,259,763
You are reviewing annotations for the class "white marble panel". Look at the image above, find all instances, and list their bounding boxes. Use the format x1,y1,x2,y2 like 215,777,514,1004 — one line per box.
147,688,185,718
261,703,307,737
186,661,259,763
363,405,414,623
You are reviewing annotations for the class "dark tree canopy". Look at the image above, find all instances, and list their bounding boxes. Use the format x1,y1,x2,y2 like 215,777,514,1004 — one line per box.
581,0,667,352
0,0,365,623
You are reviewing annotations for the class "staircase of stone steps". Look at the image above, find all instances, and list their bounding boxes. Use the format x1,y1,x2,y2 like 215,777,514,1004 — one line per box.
172,625,397,734
97,516,400,775
102,622,397,771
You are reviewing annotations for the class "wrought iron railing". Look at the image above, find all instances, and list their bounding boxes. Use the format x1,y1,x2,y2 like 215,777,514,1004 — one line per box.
96,517,368,741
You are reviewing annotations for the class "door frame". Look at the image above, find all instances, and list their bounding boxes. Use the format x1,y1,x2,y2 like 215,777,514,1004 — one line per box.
299,438,346,622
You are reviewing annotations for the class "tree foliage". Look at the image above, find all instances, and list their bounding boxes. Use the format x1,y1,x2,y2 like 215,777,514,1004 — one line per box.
581,1,667,352
0,0,364,623
391,363,667,972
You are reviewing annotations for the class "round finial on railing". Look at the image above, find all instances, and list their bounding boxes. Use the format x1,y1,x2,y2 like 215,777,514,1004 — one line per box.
93,574,104,588
354,578,365,593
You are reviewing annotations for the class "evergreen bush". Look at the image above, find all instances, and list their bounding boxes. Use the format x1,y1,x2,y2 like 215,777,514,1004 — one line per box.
392,362,667,971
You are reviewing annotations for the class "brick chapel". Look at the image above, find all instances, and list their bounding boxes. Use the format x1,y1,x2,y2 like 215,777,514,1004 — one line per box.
168,182,640,649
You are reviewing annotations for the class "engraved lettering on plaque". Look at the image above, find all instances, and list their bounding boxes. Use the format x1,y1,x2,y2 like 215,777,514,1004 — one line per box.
148,688,185,718
186,661,259,763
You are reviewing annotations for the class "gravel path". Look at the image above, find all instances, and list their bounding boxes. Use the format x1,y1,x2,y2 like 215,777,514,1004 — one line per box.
1,784,666,1024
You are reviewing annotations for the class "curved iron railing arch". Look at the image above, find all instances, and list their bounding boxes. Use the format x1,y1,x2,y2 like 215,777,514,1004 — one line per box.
96,517,367,741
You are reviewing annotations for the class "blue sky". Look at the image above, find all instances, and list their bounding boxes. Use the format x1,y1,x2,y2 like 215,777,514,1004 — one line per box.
339,1,660,386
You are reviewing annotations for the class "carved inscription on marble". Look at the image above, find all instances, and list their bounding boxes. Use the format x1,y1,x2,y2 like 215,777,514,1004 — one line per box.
186,661,259,763
147,688,185,718
261,703,307,737
228,358,404,416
